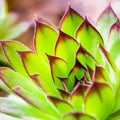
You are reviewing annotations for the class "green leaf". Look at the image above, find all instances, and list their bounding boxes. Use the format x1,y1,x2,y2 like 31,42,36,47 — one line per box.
70,84,88,111
85,82,115,120
13,86,60,119
34,20,58,63
93,66,111,83
108,20,120,69
63,112,96,120
0,13,16,29
99,45,118,91
107,110,120,120
18,51,60,97
97,4,117,46
0,96,53,119
0,40,29,78
76,18,104,64
0,22,31,39
59,6,83,37
76,45,97,70
55,31,79,69
48,96,73,115
67,60,86,91
48,55,69,89
0,67,46,100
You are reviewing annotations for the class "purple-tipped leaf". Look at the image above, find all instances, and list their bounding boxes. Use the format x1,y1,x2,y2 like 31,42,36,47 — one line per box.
34,20,58,63
48,55,69,89
59,5,83,37
97,4,117,45
85,82,115,120
55,31,79,69
18,51,60,97
76,18,104,64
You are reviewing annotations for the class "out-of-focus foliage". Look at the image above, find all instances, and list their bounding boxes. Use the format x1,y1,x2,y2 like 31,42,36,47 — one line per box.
0,0,30,67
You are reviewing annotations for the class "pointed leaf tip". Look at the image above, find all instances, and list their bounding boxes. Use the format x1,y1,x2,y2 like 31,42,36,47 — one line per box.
109,19,120,34
59,5,83,37
97,4,117,22
55,30,79,69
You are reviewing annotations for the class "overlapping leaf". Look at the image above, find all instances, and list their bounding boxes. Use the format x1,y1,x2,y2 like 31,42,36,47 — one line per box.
34,19,58,63
97,4,117,46
59,6,83,37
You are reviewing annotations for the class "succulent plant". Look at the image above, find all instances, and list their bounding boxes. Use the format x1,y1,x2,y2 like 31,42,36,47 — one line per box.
0,0,30,66
0,4,120,120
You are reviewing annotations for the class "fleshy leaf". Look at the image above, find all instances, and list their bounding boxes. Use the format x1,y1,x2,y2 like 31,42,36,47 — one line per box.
99,45,118,90
0,40,29,78
70,83,88,111
76,18,104,64
108,20,120,69
107,110,120,120
48,55,69,89
13,86,60,119
55,31,79,69
63,112,95,120
76,45,97,70
85,82,115,120
48,96,73,115
97,4,117,46
57,89,70,101
18,51,60,97
0,96,53,120
0,112,20,120
59,5,83,37
93,66,111,83
0,67,46,100
67,59,86,91
34,20,58,63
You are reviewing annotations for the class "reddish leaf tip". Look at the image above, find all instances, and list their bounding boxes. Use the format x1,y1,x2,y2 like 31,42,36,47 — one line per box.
59,4,83,29
109,19,120,33
97,3,117,22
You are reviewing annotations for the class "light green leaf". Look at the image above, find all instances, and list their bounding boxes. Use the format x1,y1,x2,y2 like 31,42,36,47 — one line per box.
0,96,52,119
48,55,69,89
0,67,46,100
13,86,60,119
108,20,120,70
76,45,97,70
55,31,79,69
85,82,115,120
63,112,96,120
70,84,88,111
18,51,60,97
48,96,73,115
67,60,86,91
0,112,21,120
0,40,29,78
59,6,83,37
76,18,104,64
97,4,117,46
34,20,58,63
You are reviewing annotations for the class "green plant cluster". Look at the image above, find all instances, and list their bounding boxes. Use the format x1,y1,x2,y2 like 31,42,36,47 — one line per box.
0,2,120,120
